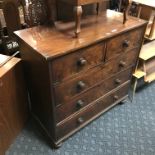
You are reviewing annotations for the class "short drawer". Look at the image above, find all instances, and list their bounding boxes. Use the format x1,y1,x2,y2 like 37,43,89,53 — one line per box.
51,42,105,83
54,48,138,106
55,67,132,123
56,82,130,140
106,28,143,60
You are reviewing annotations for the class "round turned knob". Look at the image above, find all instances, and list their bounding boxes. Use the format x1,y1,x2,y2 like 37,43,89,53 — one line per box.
119,61,126,67
76,100,84,108
77,117,84,124
77,81,86,90
113,95,119,100
115,79,121,84
77,58,87,66
122,40,130,48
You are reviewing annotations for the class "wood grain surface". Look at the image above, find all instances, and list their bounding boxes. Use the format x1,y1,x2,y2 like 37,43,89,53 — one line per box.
0,54,28,155
15,10,147,60
15,10,147,147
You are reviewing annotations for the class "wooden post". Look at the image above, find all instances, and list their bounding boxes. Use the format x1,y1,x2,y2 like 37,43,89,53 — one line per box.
74,5,82,37
3,0,21,37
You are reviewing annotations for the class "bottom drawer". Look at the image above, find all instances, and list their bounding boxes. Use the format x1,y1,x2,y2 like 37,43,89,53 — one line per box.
56,82,130,140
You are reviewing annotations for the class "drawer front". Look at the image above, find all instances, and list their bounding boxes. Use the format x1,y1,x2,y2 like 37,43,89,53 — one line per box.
106,28,143,60
55,67,132,123
56,82,130,140
54,48,138,106
52,42,105,83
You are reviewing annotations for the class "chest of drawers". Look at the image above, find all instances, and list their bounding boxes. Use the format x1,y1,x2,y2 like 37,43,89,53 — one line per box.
15,10,147,148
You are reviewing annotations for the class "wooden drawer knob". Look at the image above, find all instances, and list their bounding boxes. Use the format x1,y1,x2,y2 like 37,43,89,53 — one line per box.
77,117,84,124
122,40,130,48
113,95,119,100
115,79,121,84
77,81,86,90
77,58,87,66
76,100,84,108
119,61,126,67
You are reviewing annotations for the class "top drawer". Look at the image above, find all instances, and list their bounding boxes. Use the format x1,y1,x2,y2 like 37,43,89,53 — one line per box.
106,28,143,60
51,42,105,83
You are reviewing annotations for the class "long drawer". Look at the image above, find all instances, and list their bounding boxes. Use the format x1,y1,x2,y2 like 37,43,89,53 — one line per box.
52,42,105,83
56,82,130,140
54,48,139,106
106,28,143,61
55,67,132,123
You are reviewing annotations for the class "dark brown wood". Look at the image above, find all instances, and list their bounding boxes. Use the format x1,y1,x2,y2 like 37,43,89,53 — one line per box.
1,0,55,55
1,0,108,54
57,0,108,20
52,42,105,82
2,0,54,37
45,0,57,22
15,10,147,147
16,41,56,140
106,28,143,60
55,68,133,123
96,2,100,15
56,82,130,140
3,0,21,37
121,0,129,24
15,10,147,59
58,0,107,36
0,19,3,53
74,5,83,37
0,54,28,154
54,48,139,106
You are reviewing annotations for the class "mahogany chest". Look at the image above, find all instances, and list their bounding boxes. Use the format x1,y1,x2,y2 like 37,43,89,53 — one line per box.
15,10,147,148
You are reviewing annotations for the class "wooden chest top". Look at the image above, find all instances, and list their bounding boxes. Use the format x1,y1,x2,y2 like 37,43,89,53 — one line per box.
14,10,147,60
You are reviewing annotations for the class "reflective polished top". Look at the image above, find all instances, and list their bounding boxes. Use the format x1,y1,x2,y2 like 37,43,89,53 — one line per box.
15,10,147,60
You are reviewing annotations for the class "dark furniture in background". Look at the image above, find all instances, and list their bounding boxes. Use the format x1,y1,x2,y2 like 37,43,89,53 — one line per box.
0,0,55,55
0,54,28,155
109,0,119,10
60,0,106,37
0,0,109,55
